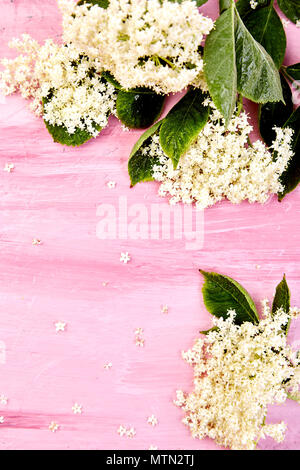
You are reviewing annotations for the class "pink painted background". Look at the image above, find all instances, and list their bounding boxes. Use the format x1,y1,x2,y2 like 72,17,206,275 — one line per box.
0,0,299,450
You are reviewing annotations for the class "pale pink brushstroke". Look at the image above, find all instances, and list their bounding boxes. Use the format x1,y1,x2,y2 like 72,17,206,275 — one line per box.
0,0,299,450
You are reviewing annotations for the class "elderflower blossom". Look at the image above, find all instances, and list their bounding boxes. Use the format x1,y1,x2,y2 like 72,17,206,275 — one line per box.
58,0,214,94
149,100,294,208
0,35,116,136
175,304,300,450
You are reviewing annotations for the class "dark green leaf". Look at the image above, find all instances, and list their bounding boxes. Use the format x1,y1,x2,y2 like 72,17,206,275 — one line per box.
277,0,300,24
116,89,165,129
272,274,290,314
159,88,210,168
77,0,109,7
286,63,300,81
200,270,259,325
235,8,283,103
204,4,237,125
128,120,163,186
278,107,300,200
244,5,286,68
236,0,271,19
259,74,293,146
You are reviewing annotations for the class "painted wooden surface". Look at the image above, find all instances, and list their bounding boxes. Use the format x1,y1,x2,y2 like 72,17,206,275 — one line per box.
0,0,299,450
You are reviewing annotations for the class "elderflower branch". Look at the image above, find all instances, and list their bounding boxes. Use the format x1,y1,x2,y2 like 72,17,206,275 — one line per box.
175,306,300,450
149,99,294,208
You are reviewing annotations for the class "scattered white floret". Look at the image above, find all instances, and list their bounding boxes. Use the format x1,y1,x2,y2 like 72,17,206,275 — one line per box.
55,321,67,332
72,403,82,415
3,163,14,173
120,252,131,264
0,395,8,406
147,415,158,427
104,362,112,370
49,421,59,432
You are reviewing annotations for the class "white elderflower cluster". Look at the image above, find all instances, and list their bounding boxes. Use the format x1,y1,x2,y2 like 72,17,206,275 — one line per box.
175,303,300,450
0,35,116,135
150,101,294,208
58,0,214,94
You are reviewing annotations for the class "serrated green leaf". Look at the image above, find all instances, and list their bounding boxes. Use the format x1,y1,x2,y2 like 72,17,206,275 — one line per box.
278,107,300,200
77,0,109,7
244,5,286,68
286,63,300,81
159,88,210,168
272,274,291,314
235,8,283,103
128,120,163,186
116,89,165,129
259,74,293,146
204,4,237,125
277,0,300,24
236,0,271,19
200,270,259,325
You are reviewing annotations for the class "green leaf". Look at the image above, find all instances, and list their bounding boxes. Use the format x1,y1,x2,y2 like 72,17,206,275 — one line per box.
259,74,293,146
235,8,283,103
278,107,300,200
77,0,109,7
128,120,163,186
272,274,291,314
244,5,286,68
285,63,300,82
236,0,271,19
44,120,100,147
204,4,237,125
277,0,300,24
272,274,291,334
159,88,210,169
200,270,259,325
116,89,165,129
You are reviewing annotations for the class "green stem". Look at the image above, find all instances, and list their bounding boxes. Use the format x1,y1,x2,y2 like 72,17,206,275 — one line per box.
287,392,299,402
236,94,244,116
157,56,177,70
280,66,294,85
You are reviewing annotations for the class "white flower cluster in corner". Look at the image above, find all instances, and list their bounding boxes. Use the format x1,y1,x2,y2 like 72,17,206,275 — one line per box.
58,0,214,94
0,35,116,136
175,303,300,450
150,101,294,208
